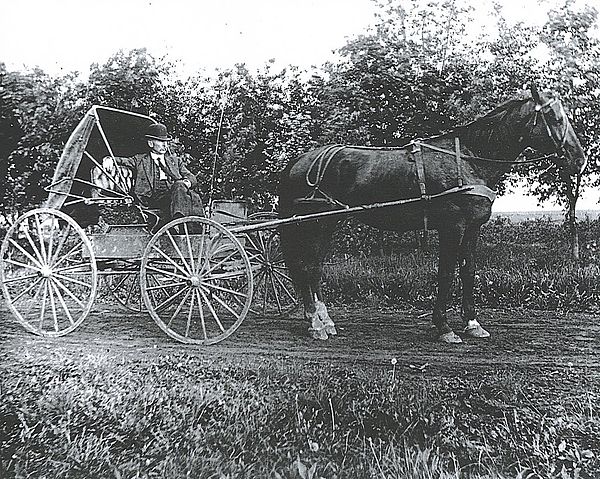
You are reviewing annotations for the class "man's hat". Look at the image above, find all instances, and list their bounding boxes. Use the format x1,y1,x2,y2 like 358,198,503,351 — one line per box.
145,123,172,141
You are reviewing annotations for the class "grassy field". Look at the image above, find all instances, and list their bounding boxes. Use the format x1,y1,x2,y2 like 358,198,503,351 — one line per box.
325,214,600,312
1,345,599,479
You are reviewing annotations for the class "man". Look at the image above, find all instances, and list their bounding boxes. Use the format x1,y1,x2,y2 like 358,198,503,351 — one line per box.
102,123,204,226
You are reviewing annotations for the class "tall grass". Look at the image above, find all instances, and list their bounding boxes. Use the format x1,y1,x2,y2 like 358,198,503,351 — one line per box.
323,216,600,311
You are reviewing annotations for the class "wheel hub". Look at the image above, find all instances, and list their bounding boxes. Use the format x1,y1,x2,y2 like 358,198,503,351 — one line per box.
40,265,52,278
189,275,201,288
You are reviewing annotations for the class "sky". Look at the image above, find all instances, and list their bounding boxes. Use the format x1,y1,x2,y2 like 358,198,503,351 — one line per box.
1,0,598,211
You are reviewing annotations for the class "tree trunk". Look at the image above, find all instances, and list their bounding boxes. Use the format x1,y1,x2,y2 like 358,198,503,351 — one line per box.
565,173,581,261
567,200,579,260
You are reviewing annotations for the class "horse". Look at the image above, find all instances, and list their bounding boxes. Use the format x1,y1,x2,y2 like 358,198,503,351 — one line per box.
278,86,587,343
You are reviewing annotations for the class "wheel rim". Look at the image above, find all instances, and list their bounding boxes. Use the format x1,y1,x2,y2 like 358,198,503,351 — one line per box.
140,216,253,344
0,208,97,336
245,212,298,317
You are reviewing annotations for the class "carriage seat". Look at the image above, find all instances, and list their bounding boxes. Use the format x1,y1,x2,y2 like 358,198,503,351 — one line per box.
90,164,135,201
90,164,166,231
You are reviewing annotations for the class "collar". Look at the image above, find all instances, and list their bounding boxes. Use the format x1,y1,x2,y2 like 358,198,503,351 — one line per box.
150,152,164,161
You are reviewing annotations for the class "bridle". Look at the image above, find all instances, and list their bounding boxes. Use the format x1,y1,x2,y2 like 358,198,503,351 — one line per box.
531,97,570,154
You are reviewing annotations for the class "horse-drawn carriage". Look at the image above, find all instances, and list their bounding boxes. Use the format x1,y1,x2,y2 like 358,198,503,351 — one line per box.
0,106,297,345
0,87,588,344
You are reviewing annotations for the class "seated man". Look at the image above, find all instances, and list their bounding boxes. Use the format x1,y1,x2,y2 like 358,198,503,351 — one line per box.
102,123,204,226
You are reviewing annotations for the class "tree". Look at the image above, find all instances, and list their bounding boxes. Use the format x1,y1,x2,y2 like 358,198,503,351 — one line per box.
0,64,24,208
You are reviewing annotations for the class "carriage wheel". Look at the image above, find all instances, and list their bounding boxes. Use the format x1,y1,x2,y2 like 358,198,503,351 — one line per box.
244,212,298,317
0,208,97,336
104,265,145,312
140,216,253,345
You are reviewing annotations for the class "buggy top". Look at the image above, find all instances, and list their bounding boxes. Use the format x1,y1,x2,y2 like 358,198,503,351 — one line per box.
44,106,158,212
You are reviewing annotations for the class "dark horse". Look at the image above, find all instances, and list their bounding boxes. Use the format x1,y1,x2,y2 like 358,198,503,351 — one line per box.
278,86,587,343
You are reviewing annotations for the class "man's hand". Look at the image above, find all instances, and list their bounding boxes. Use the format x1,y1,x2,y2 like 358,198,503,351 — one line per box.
102,156,115,172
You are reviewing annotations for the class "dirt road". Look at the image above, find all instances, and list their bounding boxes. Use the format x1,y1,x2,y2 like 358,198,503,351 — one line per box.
1,304,599,373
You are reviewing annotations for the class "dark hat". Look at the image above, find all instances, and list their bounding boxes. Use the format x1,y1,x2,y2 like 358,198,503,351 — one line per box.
145,123,172,141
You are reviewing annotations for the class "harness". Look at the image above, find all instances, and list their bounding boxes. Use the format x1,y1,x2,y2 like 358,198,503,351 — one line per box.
297,138,497,232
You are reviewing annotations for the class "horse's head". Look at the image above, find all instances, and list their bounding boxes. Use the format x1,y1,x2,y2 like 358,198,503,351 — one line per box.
524,85,587,175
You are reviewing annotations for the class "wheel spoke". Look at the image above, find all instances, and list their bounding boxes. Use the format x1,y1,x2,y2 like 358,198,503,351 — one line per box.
202,286,241,320
50,225,71,264
52,243,82,270
198,287,225,333
48,279,59,332
261,271,269,315
38,280,49,330
50,280,74,326
201,280,249,298
50,276,85,308
204,269,247,281
272,269,297,303
167,288,192,328
2,272,39,284
184,223,195,273
269,272,282,313
7,239,42,270
195,290,207,340
53,271,93,289
152,283,188,311
10,276,43,303
145,264,189,282
194,224,207,274
147,280,188,291
45,218,56,262
185,289,195,337
151,244,190,277
34,215,47,263
165,230,192,274
23,226,45,266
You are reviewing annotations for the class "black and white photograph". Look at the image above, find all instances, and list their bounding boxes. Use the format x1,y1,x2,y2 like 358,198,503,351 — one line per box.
1,0,599,477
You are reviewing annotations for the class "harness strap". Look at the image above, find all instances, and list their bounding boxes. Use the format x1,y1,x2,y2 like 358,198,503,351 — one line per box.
411,142,429,231
411,142,427,196
462,184,497,202
299,144,347,206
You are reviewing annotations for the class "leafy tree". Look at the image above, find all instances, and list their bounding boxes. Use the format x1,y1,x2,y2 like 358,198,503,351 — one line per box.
86,48,171,115
3,68,84,209
0,64,24,208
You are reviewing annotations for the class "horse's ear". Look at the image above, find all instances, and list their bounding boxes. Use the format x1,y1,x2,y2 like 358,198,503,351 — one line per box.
530,84,541,103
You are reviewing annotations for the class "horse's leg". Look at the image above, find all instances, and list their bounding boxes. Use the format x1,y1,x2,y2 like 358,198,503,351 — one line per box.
459,225,490,338
432,226,464,343
280,219,336,340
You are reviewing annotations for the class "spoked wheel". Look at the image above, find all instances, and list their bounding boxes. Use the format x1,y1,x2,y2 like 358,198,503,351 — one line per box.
0,208,97,336
140,216,253,345
104,263,145,312
245,212,298,317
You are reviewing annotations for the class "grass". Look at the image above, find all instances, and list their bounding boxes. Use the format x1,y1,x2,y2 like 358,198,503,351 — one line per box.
1,350,599,478
322,216,600,312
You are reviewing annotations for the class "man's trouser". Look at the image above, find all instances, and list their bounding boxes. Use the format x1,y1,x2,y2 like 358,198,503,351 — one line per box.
140,181,205,223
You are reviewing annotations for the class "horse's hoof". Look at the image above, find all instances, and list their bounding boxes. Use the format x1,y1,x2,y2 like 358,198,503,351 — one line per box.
438,331,463,344
324,324,337,336
309,328,329,340
463,324,490,338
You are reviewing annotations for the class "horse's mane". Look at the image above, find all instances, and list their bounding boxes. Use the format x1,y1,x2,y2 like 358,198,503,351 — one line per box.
448,97,531,147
